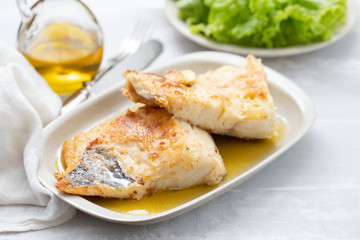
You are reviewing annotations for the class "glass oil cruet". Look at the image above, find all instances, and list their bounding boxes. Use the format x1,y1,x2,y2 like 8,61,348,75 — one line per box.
16,0,104,94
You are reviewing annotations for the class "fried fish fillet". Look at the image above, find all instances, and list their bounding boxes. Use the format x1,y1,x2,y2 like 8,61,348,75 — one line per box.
122,55,277,139
55,105,226,199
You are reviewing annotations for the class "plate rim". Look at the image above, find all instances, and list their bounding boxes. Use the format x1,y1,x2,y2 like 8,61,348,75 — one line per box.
165,0,357,58
38,51,316,224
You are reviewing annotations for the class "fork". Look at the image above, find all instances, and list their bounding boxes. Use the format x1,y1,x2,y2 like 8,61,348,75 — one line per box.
91,20,155,83
61,20,155,115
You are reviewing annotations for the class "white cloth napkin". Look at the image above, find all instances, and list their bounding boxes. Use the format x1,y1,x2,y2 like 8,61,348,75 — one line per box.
0,40,76,233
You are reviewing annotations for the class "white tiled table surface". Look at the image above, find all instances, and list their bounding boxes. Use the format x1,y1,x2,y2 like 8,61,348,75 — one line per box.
1,1,360,239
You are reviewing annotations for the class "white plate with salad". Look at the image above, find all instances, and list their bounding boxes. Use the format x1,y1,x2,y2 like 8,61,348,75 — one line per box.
165,0,357,58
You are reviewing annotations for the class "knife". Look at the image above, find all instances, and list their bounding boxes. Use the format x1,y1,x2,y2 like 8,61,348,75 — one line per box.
60,40,163,115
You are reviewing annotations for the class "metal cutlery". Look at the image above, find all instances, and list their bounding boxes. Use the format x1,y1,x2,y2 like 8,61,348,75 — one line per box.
60,39,162,115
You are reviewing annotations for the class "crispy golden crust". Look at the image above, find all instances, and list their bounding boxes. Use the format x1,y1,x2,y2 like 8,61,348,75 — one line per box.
55,105,226,199
122,55,277,139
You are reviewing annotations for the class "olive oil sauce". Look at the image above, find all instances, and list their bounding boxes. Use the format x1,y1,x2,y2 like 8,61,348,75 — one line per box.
56,118,287,215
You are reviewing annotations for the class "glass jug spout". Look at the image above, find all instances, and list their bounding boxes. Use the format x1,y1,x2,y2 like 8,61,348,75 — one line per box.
15,0,35,29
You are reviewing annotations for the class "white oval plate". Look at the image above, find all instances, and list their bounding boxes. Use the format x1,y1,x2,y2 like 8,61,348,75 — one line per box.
165,0,357,58
38,51,316,224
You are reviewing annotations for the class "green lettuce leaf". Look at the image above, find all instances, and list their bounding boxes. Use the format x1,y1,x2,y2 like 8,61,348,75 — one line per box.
176,0,347,48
